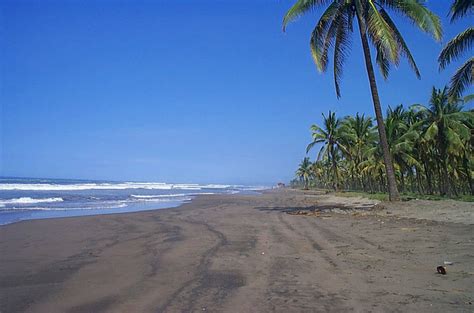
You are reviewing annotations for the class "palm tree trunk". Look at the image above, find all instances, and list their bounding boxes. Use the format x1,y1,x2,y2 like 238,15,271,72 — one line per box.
436,161,444,195
351,171,355,190
361,176,367,192
400,171,405,193
423,161,433,195
451,176,459,197
330,145,339,191
356,14,400,201
332,159,338,191
440,156,452,197
416,170,424,194
463,155,474,195
379,170,384,192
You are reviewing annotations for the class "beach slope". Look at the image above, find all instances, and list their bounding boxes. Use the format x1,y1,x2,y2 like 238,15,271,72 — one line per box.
1,190,473,312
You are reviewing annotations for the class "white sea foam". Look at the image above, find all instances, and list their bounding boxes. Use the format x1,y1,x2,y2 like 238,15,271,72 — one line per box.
1,203,128,211
130,192,215,199
234,185,269,191
131,194,187,199
129,195,193,202
0,197,64,205
0,183,170,191
0,182,235,191
133,197,192,203
200,184,231,189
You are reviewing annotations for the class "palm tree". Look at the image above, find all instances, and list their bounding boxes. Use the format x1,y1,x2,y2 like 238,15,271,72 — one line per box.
339,113,377,189
296,157,313,189
283,0,442,200
438,0,473,98
299,99,473,195
309,161,324,188
359,143,386,193
412,87,472,196
385,105,421,191
306,111,344,191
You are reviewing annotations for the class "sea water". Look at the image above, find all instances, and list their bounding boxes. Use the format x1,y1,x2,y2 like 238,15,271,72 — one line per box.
0,177,266,225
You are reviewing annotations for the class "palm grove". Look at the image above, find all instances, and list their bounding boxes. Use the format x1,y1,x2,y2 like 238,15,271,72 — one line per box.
286,0,473,200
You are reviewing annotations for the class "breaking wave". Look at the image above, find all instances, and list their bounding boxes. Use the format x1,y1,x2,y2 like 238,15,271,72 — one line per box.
130,192,215,199
1,203,128,211
0,182,234,191
0,197,64,206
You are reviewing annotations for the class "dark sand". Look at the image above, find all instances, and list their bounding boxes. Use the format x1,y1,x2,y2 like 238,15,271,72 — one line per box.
1,190,473,312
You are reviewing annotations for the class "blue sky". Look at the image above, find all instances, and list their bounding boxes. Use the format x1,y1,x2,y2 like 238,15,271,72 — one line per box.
1,0,472,184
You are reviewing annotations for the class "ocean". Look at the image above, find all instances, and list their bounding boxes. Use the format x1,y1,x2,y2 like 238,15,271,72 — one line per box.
0,177,267,225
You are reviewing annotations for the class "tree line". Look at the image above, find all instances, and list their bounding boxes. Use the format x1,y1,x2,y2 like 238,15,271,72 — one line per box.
295,88,473,197
283,0,472,200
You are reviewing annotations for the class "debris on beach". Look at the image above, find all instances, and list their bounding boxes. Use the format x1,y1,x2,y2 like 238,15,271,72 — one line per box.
286,210,332,218
444,261,454,265
285,201,379,218
437,266,447,275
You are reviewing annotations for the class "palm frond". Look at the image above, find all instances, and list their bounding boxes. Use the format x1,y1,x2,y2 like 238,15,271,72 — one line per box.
380,8,421,78
424,123,438,141
365,1,400,63
391,0,442,41
309,2,342,71
409,104,430,116
445,127,465,155
310,124,327,135
448,57,473,98
333,6,352,97
317,144,329,161
449,0,473,23
463,93,474,103
400,152,422,169
283,0,331,31
445,111,474,124
375,42,391,79
317,5,352,75
439,27,474,69
446,119,471,141
306,141,317,154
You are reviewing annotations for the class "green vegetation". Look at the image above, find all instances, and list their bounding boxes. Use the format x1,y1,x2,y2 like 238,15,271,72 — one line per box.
292,89,473,199
284,0,473,201
296,157,313,190
333,191,474,202
438,0,473,98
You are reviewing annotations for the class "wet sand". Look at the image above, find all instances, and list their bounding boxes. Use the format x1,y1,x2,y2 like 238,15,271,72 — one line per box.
1,190,473,312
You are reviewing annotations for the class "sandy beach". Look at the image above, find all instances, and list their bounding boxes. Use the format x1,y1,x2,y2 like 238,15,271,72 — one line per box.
1,190,473,312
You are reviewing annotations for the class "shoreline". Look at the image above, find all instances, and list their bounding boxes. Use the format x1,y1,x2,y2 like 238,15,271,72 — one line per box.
0,190,265,227
1,190,473,312
0,177,268,226
0,199,186,227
